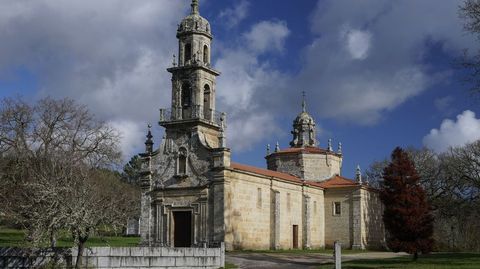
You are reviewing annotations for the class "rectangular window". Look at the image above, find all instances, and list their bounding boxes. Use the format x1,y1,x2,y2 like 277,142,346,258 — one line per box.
333,202,341,216
313,201,317,215
287,193,291,211
257,188,262,208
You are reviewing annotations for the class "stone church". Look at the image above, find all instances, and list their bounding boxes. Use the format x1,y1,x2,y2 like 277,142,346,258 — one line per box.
139,0,385,251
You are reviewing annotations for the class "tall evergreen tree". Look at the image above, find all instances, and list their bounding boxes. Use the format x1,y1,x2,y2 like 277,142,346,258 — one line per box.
380,147,434,260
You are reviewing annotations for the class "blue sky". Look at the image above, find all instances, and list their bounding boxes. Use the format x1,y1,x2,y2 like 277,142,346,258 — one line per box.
1,0,480,178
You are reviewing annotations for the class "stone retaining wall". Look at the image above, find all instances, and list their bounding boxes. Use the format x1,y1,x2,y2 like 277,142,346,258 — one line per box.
0,244,225,269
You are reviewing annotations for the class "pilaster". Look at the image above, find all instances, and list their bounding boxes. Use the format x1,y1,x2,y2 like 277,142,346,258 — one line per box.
303,194,311,249
352,188,365,250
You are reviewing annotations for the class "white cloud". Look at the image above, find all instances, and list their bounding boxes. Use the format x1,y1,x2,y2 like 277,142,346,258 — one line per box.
110,120,145,160
218,0,250,28
0,0,185,159
423,110,480,153
243,21,290,54
215,20,290,151
275,0,479,125
342,28,372,60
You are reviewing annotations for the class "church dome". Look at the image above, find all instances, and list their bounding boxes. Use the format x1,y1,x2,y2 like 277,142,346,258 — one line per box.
177,1,211,38
294,111,314,125
290,93,317,148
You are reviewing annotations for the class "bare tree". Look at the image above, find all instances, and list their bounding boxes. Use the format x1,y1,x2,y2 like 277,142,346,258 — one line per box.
459,0,480,95
0,96,139,262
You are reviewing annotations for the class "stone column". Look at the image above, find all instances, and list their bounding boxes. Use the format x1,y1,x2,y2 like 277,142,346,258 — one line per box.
352,188,365,250
303,194,311,249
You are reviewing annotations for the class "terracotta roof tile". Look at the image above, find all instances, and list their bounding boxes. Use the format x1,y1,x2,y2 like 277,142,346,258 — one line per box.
230,162,302,183
317,175,359,188
230,162,360,190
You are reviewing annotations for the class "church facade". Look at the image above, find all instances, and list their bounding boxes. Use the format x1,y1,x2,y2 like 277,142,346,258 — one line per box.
139,0,385,251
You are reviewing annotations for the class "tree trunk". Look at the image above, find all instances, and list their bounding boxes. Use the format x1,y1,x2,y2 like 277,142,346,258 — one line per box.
413,251,418,261
75,234,89,269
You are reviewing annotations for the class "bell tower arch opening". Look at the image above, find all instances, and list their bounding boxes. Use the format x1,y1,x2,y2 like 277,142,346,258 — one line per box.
185,43,192,63
203,84,211,120
203,45,209,64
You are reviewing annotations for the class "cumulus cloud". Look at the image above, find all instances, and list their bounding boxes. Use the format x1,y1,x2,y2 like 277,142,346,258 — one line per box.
423,110,480,153
218,0,250,28
243,21,290,54
250,0,478,125
0,0,185,158
342,28,372,60
110,120,146,160
215,20,290,151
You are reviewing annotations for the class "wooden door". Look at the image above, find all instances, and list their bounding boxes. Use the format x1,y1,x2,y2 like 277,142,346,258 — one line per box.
292,225,298,249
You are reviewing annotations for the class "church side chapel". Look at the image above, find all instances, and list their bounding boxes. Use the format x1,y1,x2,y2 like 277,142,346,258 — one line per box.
139,0,385,251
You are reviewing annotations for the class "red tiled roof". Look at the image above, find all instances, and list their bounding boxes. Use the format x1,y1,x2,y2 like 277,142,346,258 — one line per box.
230,162,302,183
269,146,341,156
229,162,359,190
317,175,359,188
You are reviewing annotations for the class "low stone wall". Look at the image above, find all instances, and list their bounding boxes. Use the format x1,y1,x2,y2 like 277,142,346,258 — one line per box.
0,244,225,269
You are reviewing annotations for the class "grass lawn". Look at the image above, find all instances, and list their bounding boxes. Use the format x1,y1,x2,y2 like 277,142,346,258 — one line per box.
318,252,480,269
0,227,140,248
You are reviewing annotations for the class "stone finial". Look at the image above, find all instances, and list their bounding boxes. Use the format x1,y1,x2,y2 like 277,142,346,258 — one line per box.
266,144,271,155
275,141,280,152
337,142,342,154
145,124,154,153
356,165,363,184
328,138,333,152
172,54,177,67
219,128,226,148
220,112,227,130
191,0,199,15
365,174,370,185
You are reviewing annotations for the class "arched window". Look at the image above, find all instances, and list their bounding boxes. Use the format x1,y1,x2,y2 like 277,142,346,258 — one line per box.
178,148,187,175
181,82,191,107
185,43,192,62
203,45,209,64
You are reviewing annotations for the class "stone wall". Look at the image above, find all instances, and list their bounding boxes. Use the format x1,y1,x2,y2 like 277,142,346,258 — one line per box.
0,245,224,269
362,189,385,249
225,169,325,250
324,188,353,247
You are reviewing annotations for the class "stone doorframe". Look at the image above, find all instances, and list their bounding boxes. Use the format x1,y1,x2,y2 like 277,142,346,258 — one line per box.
153,195,209,247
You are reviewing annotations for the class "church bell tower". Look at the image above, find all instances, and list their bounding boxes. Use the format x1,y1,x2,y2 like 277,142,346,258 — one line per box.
160,0,223,145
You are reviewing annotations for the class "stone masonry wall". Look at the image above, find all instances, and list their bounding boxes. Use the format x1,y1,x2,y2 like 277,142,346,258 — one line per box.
0,245,224,269
225,170,325,250
324,188,353,247
362,189,385,249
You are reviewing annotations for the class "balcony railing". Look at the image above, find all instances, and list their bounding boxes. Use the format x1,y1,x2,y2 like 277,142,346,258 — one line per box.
159,105,226,128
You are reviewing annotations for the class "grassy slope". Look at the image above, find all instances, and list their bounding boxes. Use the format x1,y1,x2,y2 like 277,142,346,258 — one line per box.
0,227,140,248
318,253,480,269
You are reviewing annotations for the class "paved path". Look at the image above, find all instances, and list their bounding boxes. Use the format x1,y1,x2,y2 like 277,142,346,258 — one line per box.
226,252,409,269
